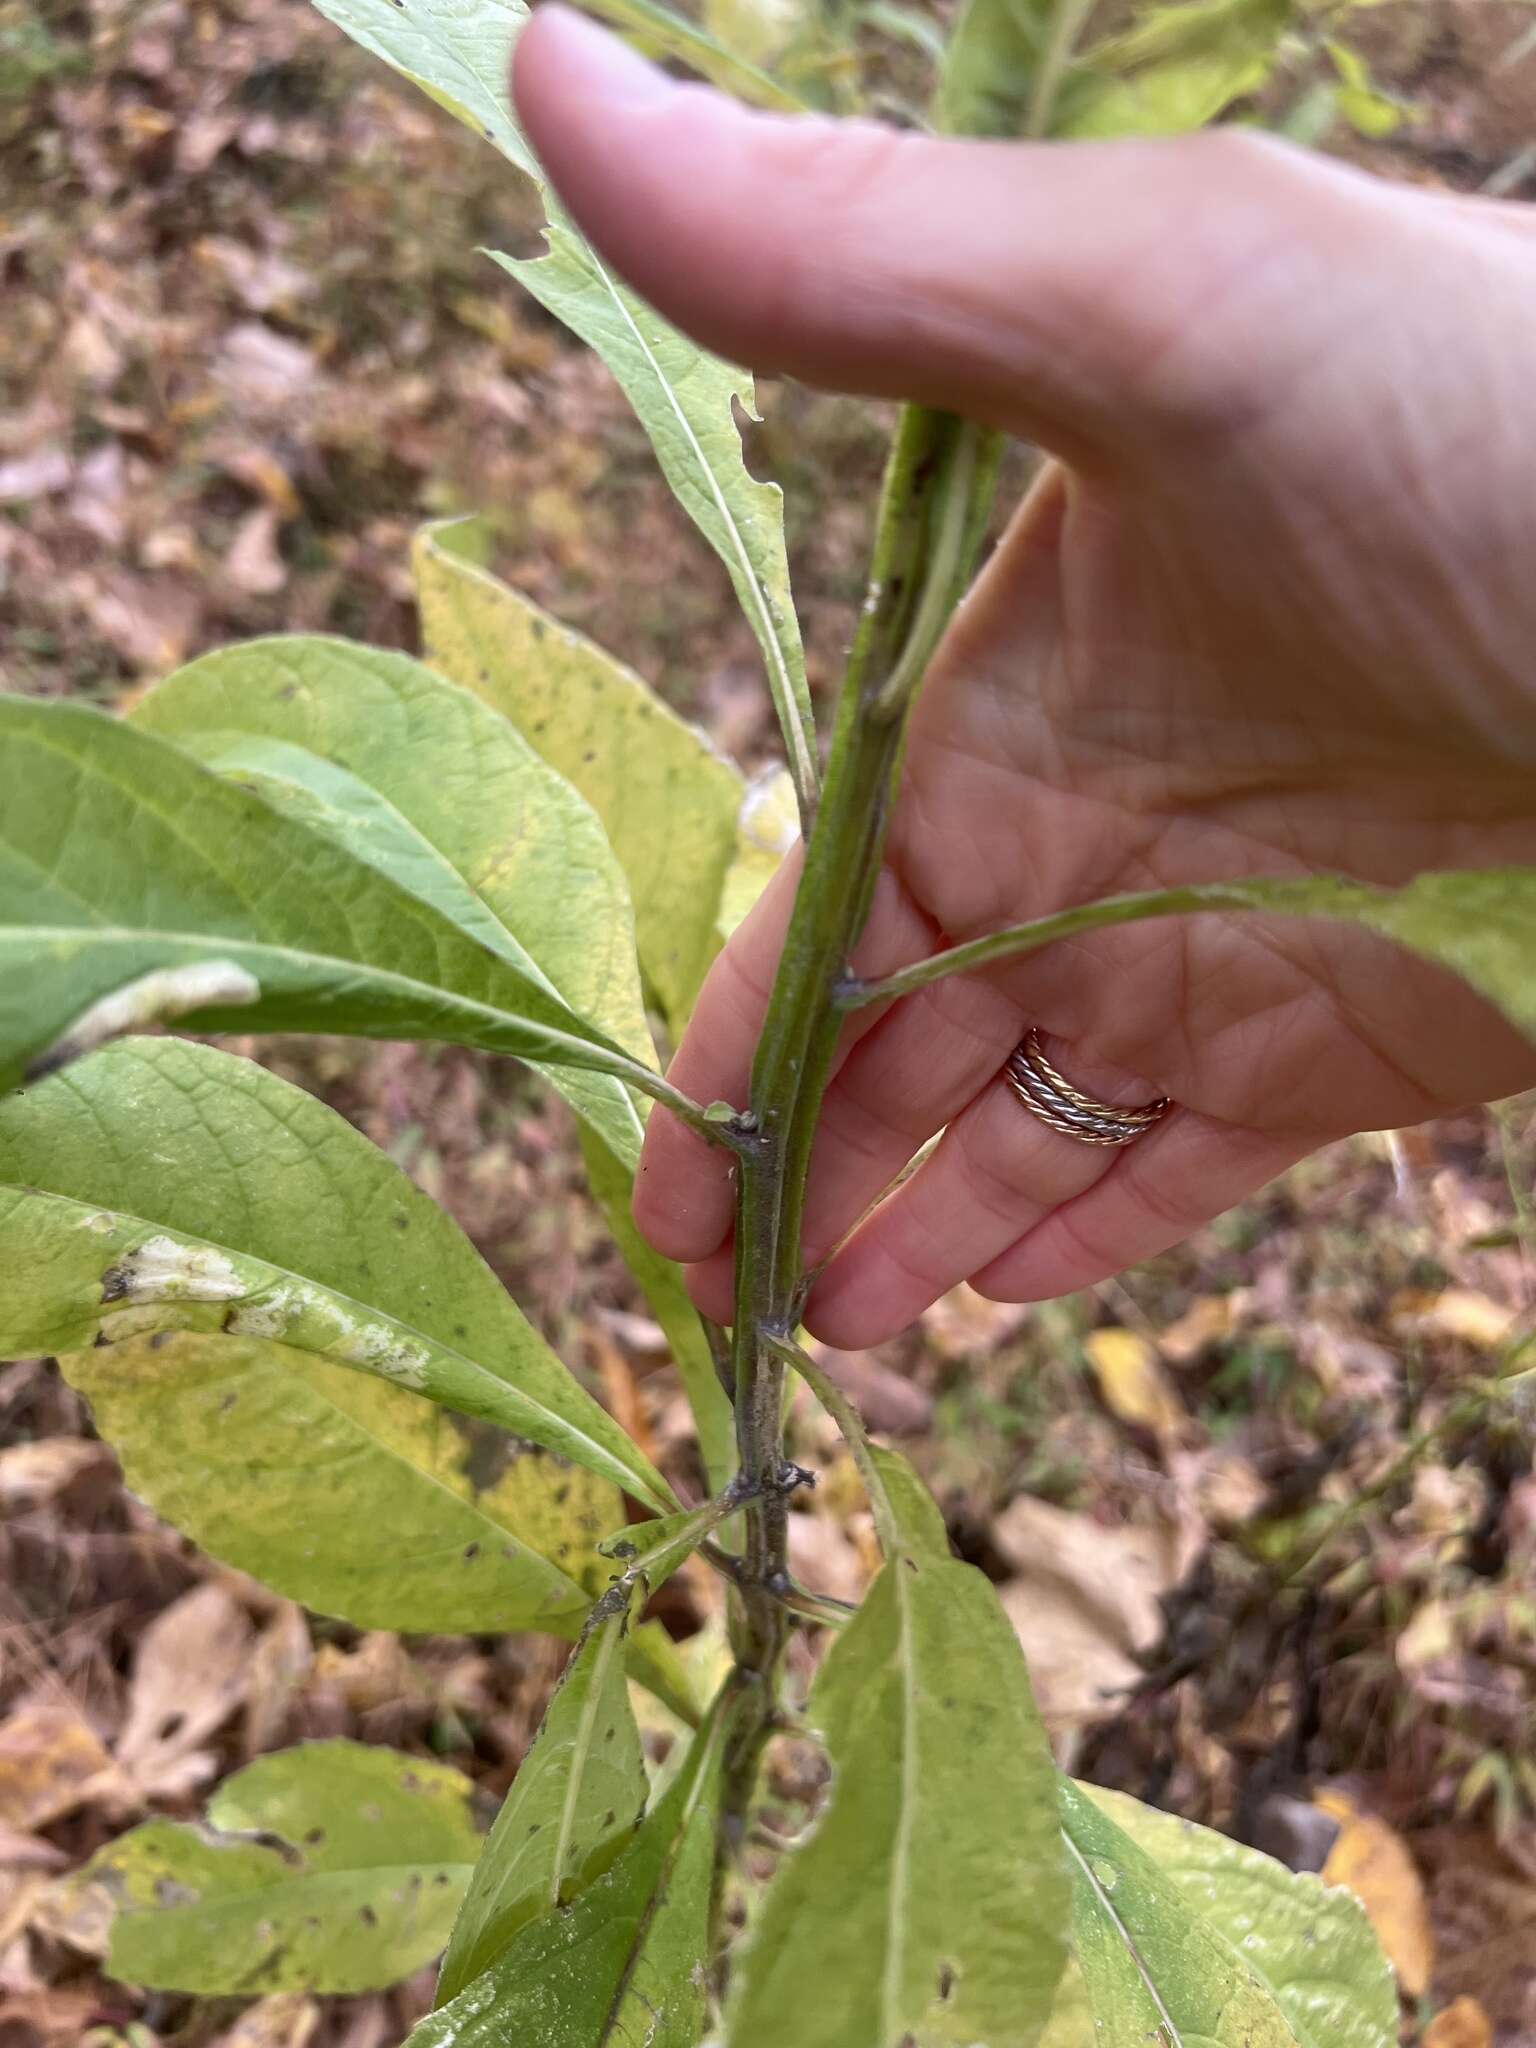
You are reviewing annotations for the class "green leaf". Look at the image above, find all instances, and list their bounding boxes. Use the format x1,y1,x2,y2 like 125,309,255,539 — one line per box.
867,1440,952,1559
305,0,540,177
0,1037,672,1514
410,1688,730,2046
1060,0,1293,137
727,1451,1068,2048
305,0,813,814
128,633,733,1495
1344,868,1536,1039
1075,1784,1397,2048
128,634,652,1170
579,1125,738,1496
416,522,744,1037
934,0,1072,138
489,230,816,815
0,695,670,1108
436,1598,647,2005
64,1330,617,1635
1325,36,1409,139
937,0,1298,143
1058,1779,1396,2048
79,1741,481,1994
581,0,806,104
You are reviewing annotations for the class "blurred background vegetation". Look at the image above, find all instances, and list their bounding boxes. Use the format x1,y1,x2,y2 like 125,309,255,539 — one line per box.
3,1,1536,2041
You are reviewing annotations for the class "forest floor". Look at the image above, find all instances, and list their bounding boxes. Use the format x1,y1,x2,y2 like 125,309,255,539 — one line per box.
4,0,1536,2041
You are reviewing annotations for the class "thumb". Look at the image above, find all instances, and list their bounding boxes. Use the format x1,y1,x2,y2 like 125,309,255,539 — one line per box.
511,6,1363,462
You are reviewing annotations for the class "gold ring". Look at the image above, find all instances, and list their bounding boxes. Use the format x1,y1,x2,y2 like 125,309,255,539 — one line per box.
1005,1030,1171,1148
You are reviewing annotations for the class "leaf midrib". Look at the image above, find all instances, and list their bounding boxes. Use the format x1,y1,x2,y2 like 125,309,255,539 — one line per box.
5,926,639,1084
1062,1827,1186,2046
11,1181,649,1510
550,1612,624,1914
576,240,816,805
121,1855,475,1928
882,1558,921,2039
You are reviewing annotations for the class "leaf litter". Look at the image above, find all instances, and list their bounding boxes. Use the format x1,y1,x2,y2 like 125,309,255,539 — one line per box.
2,1,1536,2040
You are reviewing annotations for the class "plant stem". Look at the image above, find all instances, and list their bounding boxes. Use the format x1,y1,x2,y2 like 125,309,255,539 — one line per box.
717,401,1002,1846
626,1065,755,1150
767,1333,900,1556
835,877,1370,1009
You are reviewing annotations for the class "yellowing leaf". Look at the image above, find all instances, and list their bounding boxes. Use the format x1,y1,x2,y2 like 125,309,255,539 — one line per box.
0,1037,671,1526
1316,1790,1434,1997
717,766,800,941
129,635,655,1164
728,1450,1068,2048
1392,1287,1518,1352
415,522,742,1035
490,228,816,815
1158,1293,1237,1363
1082,1327,1186,1439
76,1742,482,1994
0,695,662,1108
215,1997,321,2048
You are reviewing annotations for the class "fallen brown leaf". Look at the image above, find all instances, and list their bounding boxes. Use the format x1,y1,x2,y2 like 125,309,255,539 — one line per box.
1157,1293,1239,1364
786,1508,869,1609
311,1632,423,1718
116,1582,256,1800
0,1701,123,1831
806,1346,933,1437
243,1602,313,1759
1424,1995,1494,2048
0,1438,115,1510
0,1985,106,2044
993,1496,1190,1741
1083,1327,1187,1443
223,504,288,596
1416,1823,1536,2035
1316,1788,1435,1997
919,1284,1030,1360
0,449,71,504
1391,1287,1517,1352
213,1994,322,2048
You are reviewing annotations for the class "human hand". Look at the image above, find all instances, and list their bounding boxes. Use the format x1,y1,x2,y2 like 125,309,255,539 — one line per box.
514,9,1536,1346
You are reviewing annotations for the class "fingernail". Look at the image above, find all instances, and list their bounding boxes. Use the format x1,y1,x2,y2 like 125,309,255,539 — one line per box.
530,6,676,107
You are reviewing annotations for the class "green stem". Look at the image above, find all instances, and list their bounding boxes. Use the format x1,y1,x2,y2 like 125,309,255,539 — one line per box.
870,420,995,719
609,1482,760,1595
1024,0,1096,138
717,401,1003,1851
626,1065,753,1150
836,879,1345,1009
768,1333,900,1557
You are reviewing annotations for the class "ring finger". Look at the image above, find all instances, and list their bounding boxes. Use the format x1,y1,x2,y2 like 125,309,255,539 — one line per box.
801,1032,1165,1347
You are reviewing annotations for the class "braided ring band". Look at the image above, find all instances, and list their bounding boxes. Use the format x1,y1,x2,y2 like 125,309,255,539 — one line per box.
1005,1030,1172,1149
